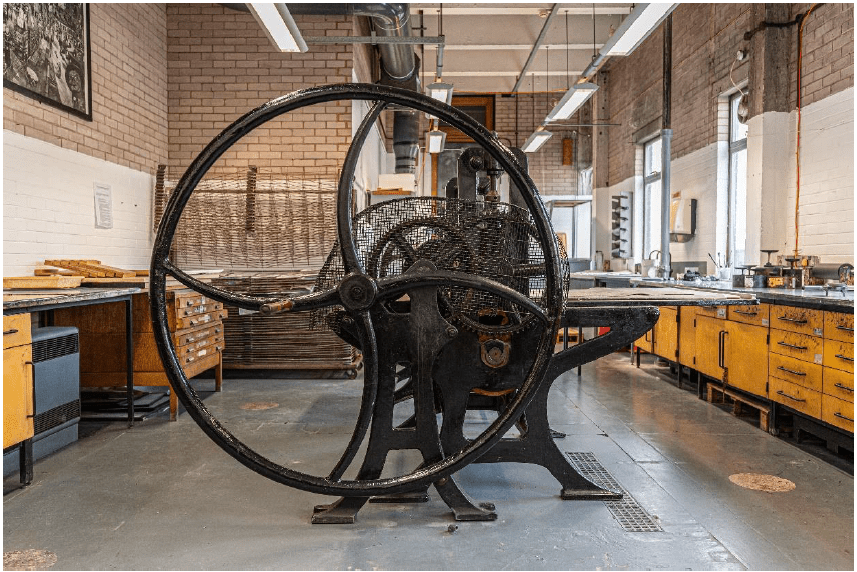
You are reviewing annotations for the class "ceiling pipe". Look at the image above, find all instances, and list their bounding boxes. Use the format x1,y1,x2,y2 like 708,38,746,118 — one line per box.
286,4,420,174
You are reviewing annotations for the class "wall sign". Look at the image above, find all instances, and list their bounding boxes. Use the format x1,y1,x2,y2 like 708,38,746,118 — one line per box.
3,4,92,120
94,183,113,229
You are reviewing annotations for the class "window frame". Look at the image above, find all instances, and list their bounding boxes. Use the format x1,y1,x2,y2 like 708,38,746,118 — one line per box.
727,92,748,268
642,136,663,258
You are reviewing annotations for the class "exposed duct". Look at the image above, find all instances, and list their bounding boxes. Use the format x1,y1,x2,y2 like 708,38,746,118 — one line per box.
286,3,421,173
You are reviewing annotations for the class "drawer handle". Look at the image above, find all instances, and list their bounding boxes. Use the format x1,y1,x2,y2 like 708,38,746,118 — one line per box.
776,390,806,402
777,316,808,324
3,328,19,335
777,341,807,351
834,383,854,393
734,310,758,316
836,325,854,332
835,354,854,363
777,365,806,376
834,412,854,422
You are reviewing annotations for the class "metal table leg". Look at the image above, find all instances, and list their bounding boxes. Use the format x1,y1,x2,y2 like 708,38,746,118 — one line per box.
19,438,33,485
577,327,582,376
125,297,134,427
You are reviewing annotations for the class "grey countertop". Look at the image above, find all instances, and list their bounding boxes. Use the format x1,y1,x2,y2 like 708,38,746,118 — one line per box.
3,287,141,313
627,278,853,312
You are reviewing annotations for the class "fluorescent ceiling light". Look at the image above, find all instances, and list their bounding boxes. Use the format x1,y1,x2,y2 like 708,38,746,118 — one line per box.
522,130,552,153
545,83,599,122
426,130,447,154
427,81,454,105
601,3,676,56
248,3,308,53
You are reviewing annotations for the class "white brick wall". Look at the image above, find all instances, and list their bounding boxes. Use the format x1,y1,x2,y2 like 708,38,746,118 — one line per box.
4,129,153,276
783,87,854,263
594,88,854,270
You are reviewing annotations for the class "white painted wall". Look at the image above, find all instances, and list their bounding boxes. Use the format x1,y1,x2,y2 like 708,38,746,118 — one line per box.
594,88,855,272
4,130,153,276
783,87,854,263
669,144,718,271
351,98,393,212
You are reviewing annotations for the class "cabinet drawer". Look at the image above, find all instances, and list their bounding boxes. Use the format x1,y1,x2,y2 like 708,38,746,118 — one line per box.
174,323,222,346
824,312,854,343
770,306,823,336
178,344,223,366
823,367,854,403
176,302,223,318
821,394,854,433
769,352,823,392
176,309,228,330
697,305,727,319
823,339,854,373
769,377,821,419
728,303,770,327
770,329,823,364
173,291,209,309
178,335,223,356
3,314,31,349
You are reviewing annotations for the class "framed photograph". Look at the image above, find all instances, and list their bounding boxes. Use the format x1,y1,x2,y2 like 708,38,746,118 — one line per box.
3,4,92,120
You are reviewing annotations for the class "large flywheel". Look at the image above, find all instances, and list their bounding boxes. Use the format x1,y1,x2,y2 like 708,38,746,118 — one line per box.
149,83,564,499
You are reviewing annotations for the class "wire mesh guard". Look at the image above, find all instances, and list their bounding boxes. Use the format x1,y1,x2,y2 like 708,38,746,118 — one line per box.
315,196,570,335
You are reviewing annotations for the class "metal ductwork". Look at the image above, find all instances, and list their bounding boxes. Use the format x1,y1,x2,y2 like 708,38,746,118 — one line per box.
286,3,421,174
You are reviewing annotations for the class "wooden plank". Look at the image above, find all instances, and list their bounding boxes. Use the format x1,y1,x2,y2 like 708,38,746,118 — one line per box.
34,267,76,276
3,275,84,289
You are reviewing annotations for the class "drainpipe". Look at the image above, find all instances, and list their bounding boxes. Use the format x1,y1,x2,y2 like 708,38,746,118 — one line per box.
285,3,421,174
660,15,672,279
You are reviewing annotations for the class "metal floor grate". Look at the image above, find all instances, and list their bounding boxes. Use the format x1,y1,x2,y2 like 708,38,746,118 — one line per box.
566,452,663,532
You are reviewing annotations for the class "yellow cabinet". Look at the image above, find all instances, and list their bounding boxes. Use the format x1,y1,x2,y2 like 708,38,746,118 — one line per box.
770,377,822,419
770,305,824,336
824,311,854,343
724,320,769,397
653,306,678,361
824,367,854,403
3,314,34,450
822,394,854,432
678,307,696,367
823,339,854,373
695,315,726,380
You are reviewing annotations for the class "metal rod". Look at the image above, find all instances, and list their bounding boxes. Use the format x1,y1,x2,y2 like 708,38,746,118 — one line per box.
512,4,561,93
304,35,444,45
660,15,673,279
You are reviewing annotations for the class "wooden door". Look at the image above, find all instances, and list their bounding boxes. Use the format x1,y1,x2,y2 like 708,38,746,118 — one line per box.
724,320,769,398
3,344,33,449
653,306,678,361
695,315,725,380
678,307,696,367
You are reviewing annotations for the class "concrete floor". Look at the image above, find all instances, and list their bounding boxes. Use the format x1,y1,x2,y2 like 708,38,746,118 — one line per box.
4,352,854,570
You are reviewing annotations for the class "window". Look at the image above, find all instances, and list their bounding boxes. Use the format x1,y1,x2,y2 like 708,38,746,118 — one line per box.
728,93,748,267
643,137,662,258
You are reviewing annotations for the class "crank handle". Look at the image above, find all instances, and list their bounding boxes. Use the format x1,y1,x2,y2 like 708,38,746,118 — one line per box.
260,300,294,314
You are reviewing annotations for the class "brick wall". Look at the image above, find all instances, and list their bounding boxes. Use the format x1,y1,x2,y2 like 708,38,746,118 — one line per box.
166,5,354,172
494,92,591,196
789,3,854,108
3,4,168,173
600,3,853,185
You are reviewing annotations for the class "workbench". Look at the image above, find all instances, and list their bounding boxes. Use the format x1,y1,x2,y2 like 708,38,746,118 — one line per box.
3,287,138,486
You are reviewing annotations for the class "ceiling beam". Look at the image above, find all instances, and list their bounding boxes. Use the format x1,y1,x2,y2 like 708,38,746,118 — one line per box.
439,70,585,77
423,43,604,51
414,7,632,16
511,3,561,93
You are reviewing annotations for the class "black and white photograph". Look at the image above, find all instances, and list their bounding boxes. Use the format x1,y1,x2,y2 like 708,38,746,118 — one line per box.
3,3,90,119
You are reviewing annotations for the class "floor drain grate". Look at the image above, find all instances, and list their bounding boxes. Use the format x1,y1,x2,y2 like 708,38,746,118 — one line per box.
566,452,662,532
